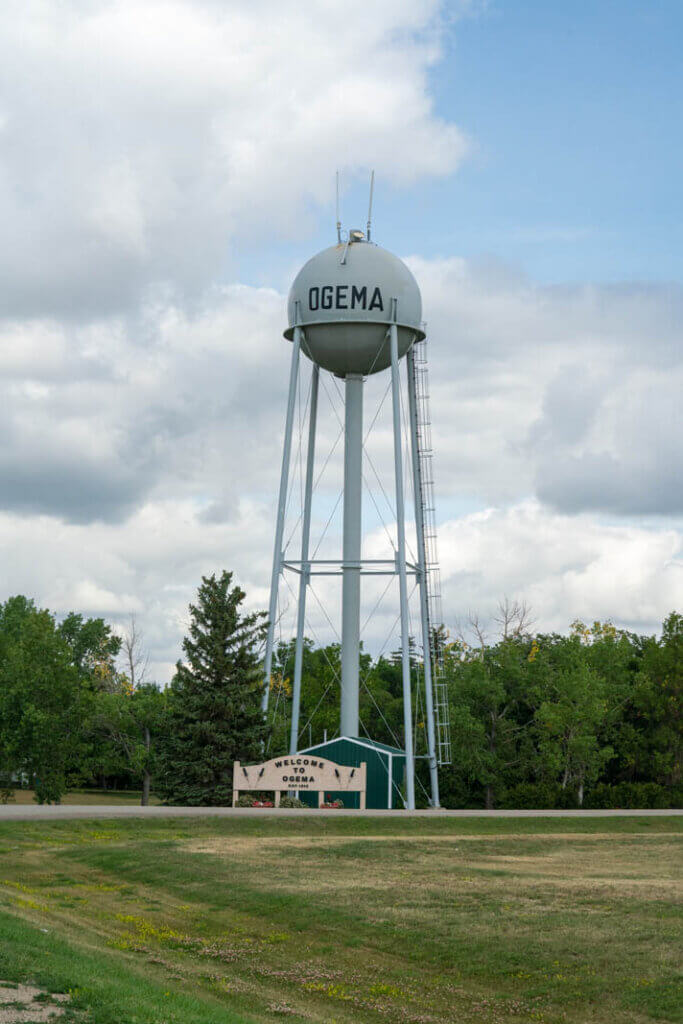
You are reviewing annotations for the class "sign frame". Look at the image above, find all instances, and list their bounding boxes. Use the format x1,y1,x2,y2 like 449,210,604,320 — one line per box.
232,755,367,809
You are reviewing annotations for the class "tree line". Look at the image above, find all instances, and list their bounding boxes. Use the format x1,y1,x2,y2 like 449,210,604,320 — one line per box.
0,572,680,808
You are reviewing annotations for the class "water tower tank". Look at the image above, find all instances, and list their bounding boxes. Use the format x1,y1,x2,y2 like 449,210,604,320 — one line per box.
284,233,425,377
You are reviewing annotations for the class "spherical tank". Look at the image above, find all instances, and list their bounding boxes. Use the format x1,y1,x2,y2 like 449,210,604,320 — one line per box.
284,234,425,377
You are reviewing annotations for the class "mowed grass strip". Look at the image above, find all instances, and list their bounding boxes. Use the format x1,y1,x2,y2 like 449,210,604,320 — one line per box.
0,816,680,1024
6,789,161,805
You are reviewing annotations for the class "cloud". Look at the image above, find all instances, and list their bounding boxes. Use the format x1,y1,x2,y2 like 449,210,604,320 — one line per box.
0,0,467,319
0,497,678,684
0,496,276,683
409,257,683,516
437,501,682,641
531,365,683,515
0,261,679,676
0,285,288,521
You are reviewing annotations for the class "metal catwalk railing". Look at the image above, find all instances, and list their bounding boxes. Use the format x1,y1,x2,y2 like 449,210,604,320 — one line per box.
412,338,452,765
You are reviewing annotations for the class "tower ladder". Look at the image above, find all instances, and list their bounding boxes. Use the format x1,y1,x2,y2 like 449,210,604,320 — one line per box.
412,338,452,765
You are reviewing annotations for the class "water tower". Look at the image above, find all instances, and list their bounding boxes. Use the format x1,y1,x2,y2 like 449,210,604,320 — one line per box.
261,191,450,809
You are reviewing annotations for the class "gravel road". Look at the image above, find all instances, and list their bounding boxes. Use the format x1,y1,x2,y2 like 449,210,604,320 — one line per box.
1,805,680,822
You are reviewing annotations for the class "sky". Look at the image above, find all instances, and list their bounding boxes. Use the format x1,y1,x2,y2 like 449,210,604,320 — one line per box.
0,0,681,682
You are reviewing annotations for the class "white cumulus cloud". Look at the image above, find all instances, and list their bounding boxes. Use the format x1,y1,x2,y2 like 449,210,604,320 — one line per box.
0,0,467,318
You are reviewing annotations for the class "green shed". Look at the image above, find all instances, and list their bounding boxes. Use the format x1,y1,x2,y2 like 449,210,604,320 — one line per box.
296,736,406,810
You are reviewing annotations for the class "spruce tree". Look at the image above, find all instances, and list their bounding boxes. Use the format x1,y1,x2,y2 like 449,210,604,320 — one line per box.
156,571,267,805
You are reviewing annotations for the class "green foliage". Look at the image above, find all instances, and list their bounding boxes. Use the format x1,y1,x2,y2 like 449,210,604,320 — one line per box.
58,611,122,690
583,781,681,809
265,612,680,810
534,661,612,804
439,635,535,808
234,792,306,807
279,795,307,808
634,612,682,787
0,776,15,804
436,614,681,809
0,579,678,812
267,639,417,757
155,571,267,806
499,781,563,809
89,683,167,803
0,596,83,803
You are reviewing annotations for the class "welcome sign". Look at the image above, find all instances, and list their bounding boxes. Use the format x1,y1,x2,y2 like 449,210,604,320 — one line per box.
232,756,367,808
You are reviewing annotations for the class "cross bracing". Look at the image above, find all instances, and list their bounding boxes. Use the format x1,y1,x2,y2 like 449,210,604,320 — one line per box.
262,322,448,807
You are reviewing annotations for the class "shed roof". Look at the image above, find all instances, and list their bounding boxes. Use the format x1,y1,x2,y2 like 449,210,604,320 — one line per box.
298,735,406,757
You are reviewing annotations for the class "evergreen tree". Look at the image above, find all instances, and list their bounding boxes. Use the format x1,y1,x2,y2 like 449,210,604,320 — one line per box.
155,571,267,805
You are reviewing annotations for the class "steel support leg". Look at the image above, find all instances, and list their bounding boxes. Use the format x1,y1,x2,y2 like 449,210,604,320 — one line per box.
289,364,319,753
340,373,363,738
262,328,301,713
390,326,416,810
407,346,440,808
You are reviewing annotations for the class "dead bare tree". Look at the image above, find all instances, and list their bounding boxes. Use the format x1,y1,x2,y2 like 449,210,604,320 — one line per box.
455,612,488,659
121,614,149,690
455,598,534,660
468,612,488,658
494,596,534,640
120,614,152,805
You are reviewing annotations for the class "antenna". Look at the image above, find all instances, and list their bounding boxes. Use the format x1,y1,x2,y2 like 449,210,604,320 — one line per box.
366,169,375,241
336,170,341,244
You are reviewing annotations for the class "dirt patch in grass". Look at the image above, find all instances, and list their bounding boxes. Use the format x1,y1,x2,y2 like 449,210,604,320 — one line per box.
185,833,683,897
184,831,681,854
0,983,69,1022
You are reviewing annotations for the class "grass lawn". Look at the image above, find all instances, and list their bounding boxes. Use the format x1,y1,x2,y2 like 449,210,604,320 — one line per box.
0,815,680,1023
6,789,160,805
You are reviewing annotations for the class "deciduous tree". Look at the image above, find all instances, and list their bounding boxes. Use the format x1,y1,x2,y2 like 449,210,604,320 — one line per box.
0,597,82,803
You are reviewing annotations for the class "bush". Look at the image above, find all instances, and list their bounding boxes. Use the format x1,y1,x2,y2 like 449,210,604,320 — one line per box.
584,782,681,809
436,768,481,809
236,794,278,807
500,782,563,809
279,795,307,808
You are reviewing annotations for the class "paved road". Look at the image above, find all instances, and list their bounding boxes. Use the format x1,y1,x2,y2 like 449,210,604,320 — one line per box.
0,805,680,822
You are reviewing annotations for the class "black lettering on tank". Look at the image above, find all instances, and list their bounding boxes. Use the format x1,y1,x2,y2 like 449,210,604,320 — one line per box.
321,285,333,310
336,285,348,309
351,285,367,309
309,287,319,311
368,287,383,311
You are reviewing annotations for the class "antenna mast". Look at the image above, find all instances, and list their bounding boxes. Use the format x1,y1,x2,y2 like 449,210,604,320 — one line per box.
336,171,341,243
366,170,375,241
